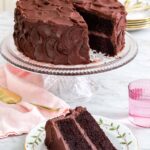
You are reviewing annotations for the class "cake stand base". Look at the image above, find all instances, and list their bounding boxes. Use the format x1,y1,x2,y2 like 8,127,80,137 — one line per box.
0,33,138,103
43,75,98,103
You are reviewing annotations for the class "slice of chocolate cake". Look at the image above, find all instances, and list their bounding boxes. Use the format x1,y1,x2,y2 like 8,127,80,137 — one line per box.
73,0,127,56
45,107,116,150
14,0,90,65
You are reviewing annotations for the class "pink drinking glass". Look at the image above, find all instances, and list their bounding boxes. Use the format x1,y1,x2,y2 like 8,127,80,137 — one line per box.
129,79,150,127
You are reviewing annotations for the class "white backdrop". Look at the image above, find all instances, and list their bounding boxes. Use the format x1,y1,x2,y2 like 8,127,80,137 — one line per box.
0,0,16,13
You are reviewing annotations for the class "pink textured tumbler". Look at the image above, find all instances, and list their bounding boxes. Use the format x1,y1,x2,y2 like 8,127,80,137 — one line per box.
129,79,150,127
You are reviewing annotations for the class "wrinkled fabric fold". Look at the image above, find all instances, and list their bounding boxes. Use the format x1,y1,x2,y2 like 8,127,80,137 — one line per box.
0,64,69,139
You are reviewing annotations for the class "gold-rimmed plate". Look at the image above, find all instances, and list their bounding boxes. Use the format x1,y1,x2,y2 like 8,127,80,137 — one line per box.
127,18,150,23
127,23,150,28
121,0,150,30
121,0,150,21
127,9,150,21
127,22,150,27
127,24,150,31
127,19,150,25
122,0,150,31
25,116,139,150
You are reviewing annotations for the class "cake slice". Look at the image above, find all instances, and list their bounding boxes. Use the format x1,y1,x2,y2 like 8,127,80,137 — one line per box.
73,0,127,56
45,107,116,150
14,0,90,65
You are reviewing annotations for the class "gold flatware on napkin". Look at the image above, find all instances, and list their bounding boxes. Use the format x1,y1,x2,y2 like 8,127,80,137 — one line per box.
0,87,21,104
0,87,60,112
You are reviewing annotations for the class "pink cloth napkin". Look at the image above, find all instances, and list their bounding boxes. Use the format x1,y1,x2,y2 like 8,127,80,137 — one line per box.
0,64,69,139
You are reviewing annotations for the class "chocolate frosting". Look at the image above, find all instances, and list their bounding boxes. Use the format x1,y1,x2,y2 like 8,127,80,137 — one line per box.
73,0,126,19
14,0,90,65
45,119,70,150
17,0,88,26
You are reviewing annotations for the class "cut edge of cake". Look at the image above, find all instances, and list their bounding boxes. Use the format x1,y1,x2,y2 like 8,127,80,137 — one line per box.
73,0,127,56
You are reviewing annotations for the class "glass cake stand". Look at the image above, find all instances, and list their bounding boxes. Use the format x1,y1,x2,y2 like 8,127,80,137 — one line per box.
0,32,138,103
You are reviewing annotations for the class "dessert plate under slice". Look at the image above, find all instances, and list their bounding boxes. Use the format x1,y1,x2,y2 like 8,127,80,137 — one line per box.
25,116,138,150
0,32,138,76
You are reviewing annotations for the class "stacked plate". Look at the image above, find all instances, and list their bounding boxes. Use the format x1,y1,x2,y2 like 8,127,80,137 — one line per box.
122,0,150,31
127,9,150,31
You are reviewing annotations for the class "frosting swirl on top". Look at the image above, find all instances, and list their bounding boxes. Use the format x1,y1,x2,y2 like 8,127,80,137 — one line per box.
17,0,87,26
73,0,126,18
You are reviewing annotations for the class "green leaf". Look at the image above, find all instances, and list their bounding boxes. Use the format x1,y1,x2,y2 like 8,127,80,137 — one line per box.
120,142,127,145
117,125,120,129
35,141,39,145
38,129,43,132
117,133,126,138
99,119,103,124
110,123,113,126
116,135,122,138
122,133,126,137
109,128,116,131
38,138,42,142
127,141,132,145
28,142,33,145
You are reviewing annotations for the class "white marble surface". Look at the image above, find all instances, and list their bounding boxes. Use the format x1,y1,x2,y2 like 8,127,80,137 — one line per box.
0,12,150,150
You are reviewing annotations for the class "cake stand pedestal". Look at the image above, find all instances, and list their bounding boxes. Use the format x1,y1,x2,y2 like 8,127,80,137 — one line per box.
0,32,138,103
43,75,98,103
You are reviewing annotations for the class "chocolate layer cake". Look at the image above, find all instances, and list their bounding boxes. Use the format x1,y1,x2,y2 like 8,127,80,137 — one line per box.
73,0,127,56
14,0,90,65
14,0,126,65
45,107,116,150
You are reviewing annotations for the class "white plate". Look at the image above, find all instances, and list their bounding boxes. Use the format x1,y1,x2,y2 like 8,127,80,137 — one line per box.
120,0,150,21
25,116,138,150
127,10,150,21
127,24,150,31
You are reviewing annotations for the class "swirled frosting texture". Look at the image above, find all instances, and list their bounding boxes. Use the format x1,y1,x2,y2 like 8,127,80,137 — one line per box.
73,0,126,18
14,0,90,65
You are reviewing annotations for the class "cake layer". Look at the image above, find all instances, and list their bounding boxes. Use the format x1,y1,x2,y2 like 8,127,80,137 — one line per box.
75,7,114,36
89,32,115,56
14,0,90,65
89,31,125,56
75,107,116,150
45,107,116,150
57,119,93,150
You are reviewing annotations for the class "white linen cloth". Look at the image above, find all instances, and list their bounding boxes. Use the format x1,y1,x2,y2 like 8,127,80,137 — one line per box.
0,12,150,150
